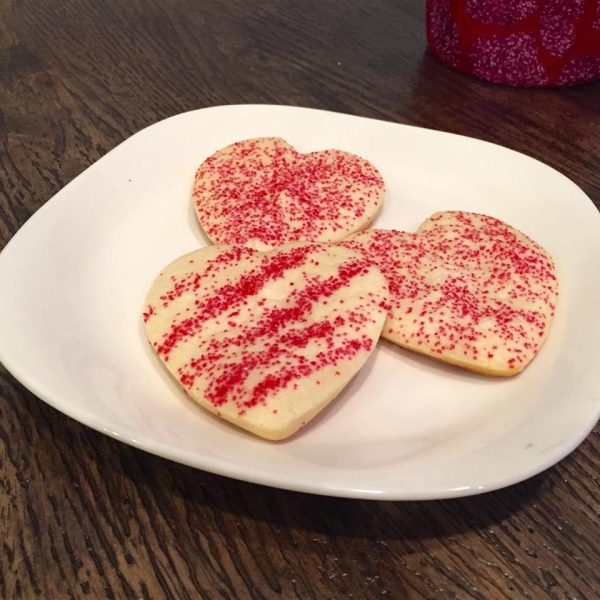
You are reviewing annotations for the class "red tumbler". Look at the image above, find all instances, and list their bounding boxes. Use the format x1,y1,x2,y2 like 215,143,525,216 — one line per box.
427,0,600,86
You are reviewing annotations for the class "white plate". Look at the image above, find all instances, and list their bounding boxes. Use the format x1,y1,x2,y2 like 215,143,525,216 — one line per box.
1,105,599,500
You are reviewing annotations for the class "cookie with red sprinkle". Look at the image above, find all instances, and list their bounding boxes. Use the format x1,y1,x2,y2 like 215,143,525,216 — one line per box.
340,211,558,377
193,137,385,251
143,242,389,440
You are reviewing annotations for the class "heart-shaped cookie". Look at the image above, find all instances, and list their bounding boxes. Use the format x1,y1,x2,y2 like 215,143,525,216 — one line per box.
143,242,389,439
340,211,558,376
193,137,385,251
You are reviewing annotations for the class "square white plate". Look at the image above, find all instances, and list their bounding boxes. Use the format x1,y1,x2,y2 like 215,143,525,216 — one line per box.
1,105,600,500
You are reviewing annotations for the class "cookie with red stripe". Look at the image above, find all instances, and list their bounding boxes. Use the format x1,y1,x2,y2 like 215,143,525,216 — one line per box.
340,211,558,377
193,137,385,251
143,242,389,439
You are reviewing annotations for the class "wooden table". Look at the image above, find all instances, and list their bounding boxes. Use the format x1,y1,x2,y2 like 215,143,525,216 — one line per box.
2,1,600,598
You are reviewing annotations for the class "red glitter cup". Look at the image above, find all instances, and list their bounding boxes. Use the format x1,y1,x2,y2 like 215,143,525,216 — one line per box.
426,0,600,86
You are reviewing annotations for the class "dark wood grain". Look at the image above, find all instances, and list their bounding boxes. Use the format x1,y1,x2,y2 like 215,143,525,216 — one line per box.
1,0,600,598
